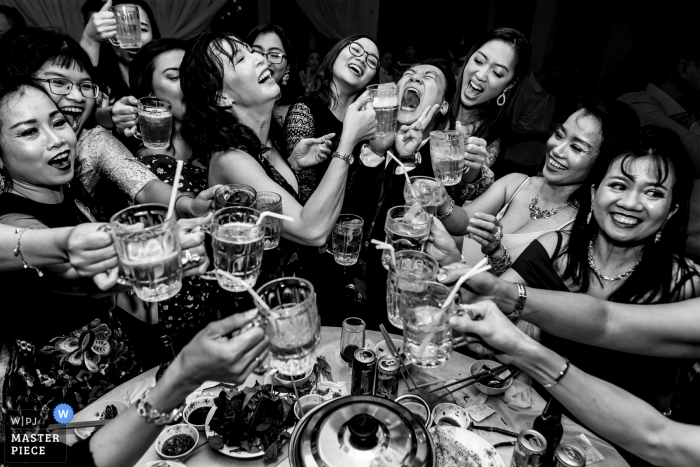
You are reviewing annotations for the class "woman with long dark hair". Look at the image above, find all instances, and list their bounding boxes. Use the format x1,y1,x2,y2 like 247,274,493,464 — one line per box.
445,27,532,206
246,23,303,127
284,34,379,203
180,32,376,282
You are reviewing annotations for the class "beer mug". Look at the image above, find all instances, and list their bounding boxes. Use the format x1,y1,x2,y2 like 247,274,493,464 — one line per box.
109,4,142,49
135,97,172,150
109,204,183,302
429,130,467,186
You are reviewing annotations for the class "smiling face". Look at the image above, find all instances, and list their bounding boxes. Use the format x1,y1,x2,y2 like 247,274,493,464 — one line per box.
460,40,516,108
543,109,602,186
251,32,288,85
218,38,279,110
0,87,77,189
151,49,186,121
34,63,96,136
593,156,678,245
397,64,447,125
110,5,153,64
332,38,378,91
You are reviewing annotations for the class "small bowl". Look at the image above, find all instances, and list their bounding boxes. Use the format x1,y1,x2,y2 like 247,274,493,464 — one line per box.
140,461,186,467
396,394,432,427
294,394,324,419
431,402,470,429
155,424,199,461
183,397,215,430
469,359,513,396
374,339,412,368
273,368,314,389
75,400,128,439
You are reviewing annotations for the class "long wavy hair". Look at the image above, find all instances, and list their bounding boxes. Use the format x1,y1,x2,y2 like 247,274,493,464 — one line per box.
129,38,187,98
449,28,531,142
559,126,697,304
245,23,302,107
307,34,378,110
180,32,269,164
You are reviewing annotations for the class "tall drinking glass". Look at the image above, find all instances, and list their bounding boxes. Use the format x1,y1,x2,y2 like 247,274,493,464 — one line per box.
214,184,257,210
429,130,467,186
110,4,141,49
381,205,431,270
367,83,399,138
255,278,321,375
206,207,265,292
110,204,182,302
340,318,366,364
135,97,172,150
256,191,283,250
332,214,364,266
403,176,446,215
399,281,460,367
386,251,439,329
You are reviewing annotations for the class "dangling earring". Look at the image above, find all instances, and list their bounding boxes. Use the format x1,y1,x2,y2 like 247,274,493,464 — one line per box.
586,207,592,225
282,71,289,85
0,170,5,192
497,91,506,106
655,230,663,243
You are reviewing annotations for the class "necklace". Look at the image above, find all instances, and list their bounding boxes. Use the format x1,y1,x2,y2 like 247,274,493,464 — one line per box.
587,239,641,281
529,181,568,220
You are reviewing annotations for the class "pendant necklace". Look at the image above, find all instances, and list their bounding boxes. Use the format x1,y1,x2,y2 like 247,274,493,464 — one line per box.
529,181,568,220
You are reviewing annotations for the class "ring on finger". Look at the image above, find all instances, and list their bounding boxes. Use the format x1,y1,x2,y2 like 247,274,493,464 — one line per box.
493,227,503,241
414,125,423,132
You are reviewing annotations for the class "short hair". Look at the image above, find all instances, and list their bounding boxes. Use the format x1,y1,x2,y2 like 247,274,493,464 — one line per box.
0,6,26,30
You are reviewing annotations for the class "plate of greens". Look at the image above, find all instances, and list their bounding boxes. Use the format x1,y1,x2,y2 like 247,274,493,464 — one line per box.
205,383,296,460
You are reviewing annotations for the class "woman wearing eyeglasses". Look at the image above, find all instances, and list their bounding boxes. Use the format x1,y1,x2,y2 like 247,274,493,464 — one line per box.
247,24,303,128
283,35,379,204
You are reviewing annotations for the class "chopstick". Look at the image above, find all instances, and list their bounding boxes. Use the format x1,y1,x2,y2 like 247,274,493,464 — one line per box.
47,420,110,431
379,324,417,390
446,367,520,396
428,363,512,393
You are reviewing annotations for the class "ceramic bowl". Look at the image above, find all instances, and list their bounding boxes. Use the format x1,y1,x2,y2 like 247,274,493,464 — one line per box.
293,394,325,419
431,402,470,429
374,339,412,368
395,394,432,427
273,368,314,389
183,397,215,431
74,400,128,439
155,423,199,462
469,359,513,396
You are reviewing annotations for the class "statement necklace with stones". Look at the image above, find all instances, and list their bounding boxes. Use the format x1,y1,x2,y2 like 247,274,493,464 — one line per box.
587,239,641,281
529,181,568,220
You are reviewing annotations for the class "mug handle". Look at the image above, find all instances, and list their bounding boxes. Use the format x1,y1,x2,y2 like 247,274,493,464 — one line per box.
98,223,135,286
108,37,121,47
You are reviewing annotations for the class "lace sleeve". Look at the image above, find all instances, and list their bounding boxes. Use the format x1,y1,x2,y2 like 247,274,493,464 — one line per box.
448,139,500,206
77,127,157,200
284,103,317,204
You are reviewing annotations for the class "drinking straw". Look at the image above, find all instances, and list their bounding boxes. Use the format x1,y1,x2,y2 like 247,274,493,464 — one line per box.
255,212,294,226
386,152,414,189
371,239,396,267
290,377,302,416
166,160,184,220
215,269,270,312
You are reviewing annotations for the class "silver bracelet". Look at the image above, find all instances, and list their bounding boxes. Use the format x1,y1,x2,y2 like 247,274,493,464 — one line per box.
486,244,512,276
541,358,571,388
135,384,184,426
436,197,455,221
13,228,43,277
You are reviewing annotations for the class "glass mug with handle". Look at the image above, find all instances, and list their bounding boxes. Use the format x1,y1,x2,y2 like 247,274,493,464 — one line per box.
202,207,265,293
214,184,257,210
256,191,283,250
110,4,142,49
386,251,439,329
429,130,467,186
135,97,172,150
109,204,183,302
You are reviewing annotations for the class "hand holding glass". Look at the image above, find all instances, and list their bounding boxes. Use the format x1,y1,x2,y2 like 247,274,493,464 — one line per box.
386,251,439,329
214,184,257,210
135,97,172,150
403,176,446,215
429,130,467,186
110,4,141,49
381,204,431,270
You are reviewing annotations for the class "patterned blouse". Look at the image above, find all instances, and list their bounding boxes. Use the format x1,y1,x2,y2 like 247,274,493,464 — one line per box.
76,126,157,200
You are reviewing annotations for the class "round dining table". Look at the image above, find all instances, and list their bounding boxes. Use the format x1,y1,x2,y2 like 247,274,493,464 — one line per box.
64,326,630,467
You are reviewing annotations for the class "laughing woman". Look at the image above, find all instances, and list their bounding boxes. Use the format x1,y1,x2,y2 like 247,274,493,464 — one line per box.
445,28,531,206
284,35,379,204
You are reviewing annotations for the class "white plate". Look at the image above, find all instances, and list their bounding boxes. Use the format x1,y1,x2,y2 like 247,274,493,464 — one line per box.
430,425,505,467
204,398,294,458
74,400,128,439
374,339,412,368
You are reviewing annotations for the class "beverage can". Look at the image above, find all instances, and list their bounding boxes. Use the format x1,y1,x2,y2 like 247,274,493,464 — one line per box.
510,429,547,467
553,444,586,467
351,348,377,395
375,356,400,400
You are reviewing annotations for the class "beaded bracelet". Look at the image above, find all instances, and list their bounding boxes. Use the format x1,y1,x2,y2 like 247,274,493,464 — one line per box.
135,384,183,426
542,358,571,388
436,197,455,221
486,244,512,276
13,228,43,277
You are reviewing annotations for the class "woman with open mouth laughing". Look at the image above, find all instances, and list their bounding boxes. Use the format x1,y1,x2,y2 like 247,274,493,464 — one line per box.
442,28,531,207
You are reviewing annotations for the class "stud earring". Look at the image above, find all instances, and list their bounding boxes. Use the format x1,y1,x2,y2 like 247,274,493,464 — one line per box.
282,71,289,85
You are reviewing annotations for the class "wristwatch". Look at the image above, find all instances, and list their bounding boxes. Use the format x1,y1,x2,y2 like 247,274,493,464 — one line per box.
332,151,354,166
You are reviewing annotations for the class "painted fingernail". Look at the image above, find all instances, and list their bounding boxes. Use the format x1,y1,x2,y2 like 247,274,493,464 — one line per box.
244,309,258,319
437,273,447,282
